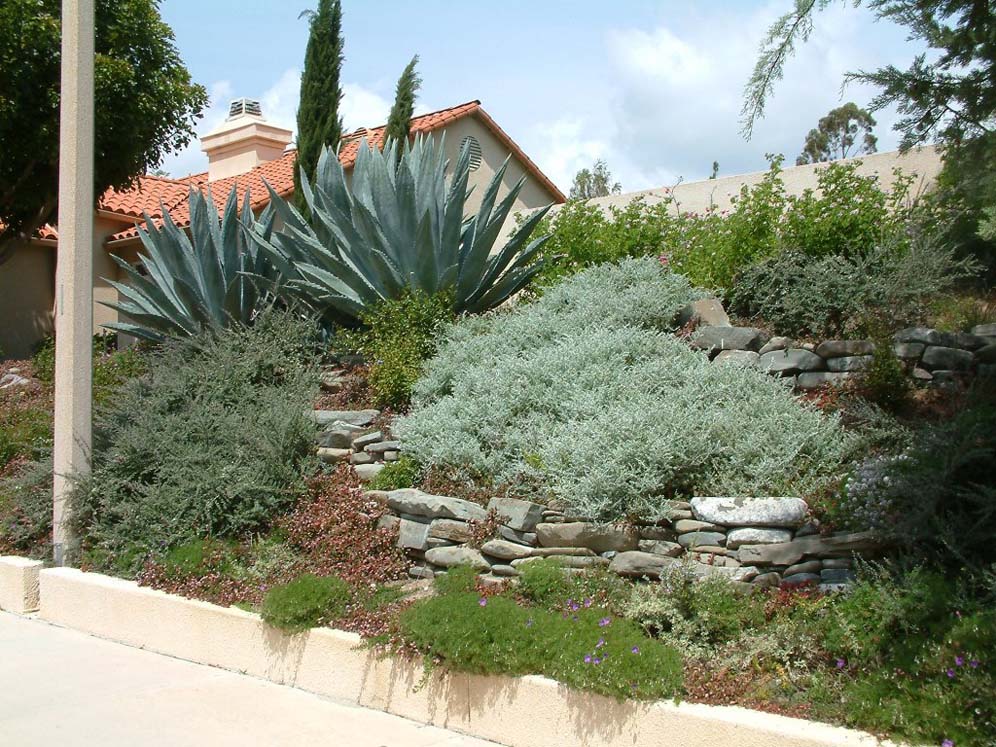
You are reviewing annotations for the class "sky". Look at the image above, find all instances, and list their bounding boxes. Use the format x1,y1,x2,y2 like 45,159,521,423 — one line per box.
158,0,918,193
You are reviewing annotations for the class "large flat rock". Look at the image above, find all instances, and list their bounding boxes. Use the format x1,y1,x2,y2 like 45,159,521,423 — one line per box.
609,551,680,578
487,496,545,532
691,497,808,528
424,546,490,570
386,489,488,522
534,522,639,553
691,326,769,355
737,531,884,567
311,409,380,427
726,527,793,549
759,349,825,374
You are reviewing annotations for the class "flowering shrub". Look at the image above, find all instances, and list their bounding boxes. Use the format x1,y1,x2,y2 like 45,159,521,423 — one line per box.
399,574,683,701
398,258,854,519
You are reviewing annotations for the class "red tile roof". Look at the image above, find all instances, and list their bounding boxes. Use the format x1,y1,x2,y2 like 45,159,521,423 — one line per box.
103,100,565,245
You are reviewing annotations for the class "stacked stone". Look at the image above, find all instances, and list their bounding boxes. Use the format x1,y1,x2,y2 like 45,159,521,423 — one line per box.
311,409,397,481
689,322,995,390
366,489,882,590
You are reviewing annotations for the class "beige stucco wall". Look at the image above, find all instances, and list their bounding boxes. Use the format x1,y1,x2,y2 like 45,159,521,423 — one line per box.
0,243,56,359
500,146,945,243
441,116,560,217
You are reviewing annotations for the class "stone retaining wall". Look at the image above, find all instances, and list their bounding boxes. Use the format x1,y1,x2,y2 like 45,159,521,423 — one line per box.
365,490,885,591
691,321,996,390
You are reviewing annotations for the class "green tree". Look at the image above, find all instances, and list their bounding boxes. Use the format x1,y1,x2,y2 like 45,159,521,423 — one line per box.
383,55,422,151
797,102,878,164
742,1,995,148
294,0,344,198
0,0,207,264
569,159,622,200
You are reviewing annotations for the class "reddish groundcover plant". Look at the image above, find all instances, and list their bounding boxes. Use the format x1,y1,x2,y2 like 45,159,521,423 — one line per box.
281,465,408,585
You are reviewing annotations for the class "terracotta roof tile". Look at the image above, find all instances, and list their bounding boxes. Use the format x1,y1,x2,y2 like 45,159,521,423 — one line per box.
104,100,565,245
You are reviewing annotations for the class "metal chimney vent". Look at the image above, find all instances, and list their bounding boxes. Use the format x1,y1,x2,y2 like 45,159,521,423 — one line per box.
229,98,262,118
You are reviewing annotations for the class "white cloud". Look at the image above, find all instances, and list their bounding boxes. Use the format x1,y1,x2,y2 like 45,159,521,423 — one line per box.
341,83,392,132
527,118,613,194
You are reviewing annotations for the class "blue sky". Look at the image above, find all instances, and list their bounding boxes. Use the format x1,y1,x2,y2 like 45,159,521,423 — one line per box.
159,0,917,192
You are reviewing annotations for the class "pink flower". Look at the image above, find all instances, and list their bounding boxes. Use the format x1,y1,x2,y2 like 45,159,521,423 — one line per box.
478,597,487,607
598,617,611,627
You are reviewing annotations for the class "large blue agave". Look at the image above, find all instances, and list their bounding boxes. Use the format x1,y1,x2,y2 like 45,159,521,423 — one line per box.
102,188,278,342
252,134,553,322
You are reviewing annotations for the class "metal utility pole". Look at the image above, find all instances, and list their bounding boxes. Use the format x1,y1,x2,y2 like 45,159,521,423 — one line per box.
52,0,95,566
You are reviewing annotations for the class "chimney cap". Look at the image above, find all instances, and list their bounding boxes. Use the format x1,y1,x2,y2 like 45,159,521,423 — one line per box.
228,98,263,119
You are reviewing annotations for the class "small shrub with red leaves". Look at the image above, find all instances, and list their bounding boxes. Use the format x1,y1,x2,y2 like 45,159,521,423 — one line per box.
281,465,408,586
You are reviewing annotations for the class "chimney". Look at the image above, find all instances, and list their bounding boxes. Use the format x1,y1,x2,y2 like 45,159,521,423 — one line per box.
200,98,293,181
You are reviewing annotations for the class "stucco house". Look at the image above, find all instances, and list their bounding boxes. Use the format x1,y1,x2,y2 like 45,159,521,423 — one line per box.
0,99,566,358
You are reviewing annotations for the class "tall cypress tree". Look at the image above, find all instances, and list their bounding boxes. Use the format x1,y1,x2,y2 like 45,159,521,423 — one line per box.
383,55,422,154
295,0,344,198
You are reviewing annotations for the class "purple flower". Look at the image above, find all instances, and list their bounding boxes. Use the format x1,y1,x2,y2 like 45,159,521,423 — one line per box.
946,669,956,679
596,637,606,648
583,598,593,608
584,655,592,664
942,739,955,747
631,646,640,655
478,597,487,607
835,658,846,669
970,660,979,669
593,657,602,665
955,656,965,667
598,617,611,627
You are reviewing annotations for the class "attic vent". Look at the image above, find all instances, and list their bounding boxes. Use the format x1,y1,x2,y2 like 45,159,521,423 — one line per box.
229,98,262,118
460,135,483,171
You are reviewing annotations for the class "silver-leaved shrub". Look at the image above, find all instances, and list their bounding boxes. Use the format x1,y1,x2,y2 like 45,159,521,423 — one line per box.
397,257,855,520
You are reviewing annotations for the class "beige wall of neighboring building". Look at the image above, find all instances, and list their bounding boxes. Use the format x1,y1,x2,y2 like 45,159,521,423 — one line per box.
0,243,56,359
500,146,945,243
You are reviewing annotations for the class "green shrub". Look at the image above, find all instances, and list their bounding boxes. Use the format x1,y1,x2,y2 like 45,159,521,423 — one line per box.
360,291,453,409
261,573,351,633
398,258,854,520
856,337,910,412
0,455,52,558
400,589,683,701
525,158,921,293
817,568,996,747
71,312,319,574
729,237,980,338
366,456,421,491
163,538,234,576
518,558,568,605
622,568,766,655
0,398,50,466
836,397,996,571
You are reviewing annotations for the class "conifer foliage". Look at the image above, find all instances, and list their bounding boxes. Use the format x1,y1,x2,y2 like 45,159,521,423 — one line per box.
383,55,422,150
295,0,344,194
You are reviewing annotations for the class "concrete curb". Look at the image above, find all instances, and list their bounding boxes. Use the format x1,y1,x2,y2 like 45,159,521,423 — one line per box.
0,556,44,613
19,565,896,747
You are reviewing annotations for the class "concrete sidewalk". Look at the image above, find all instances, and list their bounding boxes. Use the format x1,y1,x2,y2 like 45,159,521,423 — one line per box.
0,612,505,747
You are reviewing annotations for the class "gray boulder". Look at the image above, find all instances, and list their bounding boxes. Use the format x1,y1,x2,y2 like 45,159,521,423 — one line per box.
316,428,358,449
354,464,385,482
691,496,808,528
677,531,727,549
428,519,474,543
480,539,534,561
637,539,682,557
386,489,488,522
497,526,538,546
487,496,545,532
511,555,608,570
311,409,379,427
398,519,430,551
893,342,925,360
737,531,884,567
921,346,974,371
815,340,874,358
826,355,873,372
895,328,985,350
975,343,996,364
534,522,639,553
351,430,383,450
316,447,351,464
796,372,855,389
677,297,731,328
782,572,821,587
609,551,680,578
424,546,490,571
726,527,793,549
783,560,823,576
691,326,769,355
972,323,996,338
759,349,826,375
366,440,401,454
758,336,793,355
674,519,722,534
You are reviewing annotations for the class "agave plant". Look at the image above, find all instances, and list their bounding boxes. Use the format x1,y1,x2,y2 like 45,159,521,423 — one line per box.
102,188,278,342
251,134,552,322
